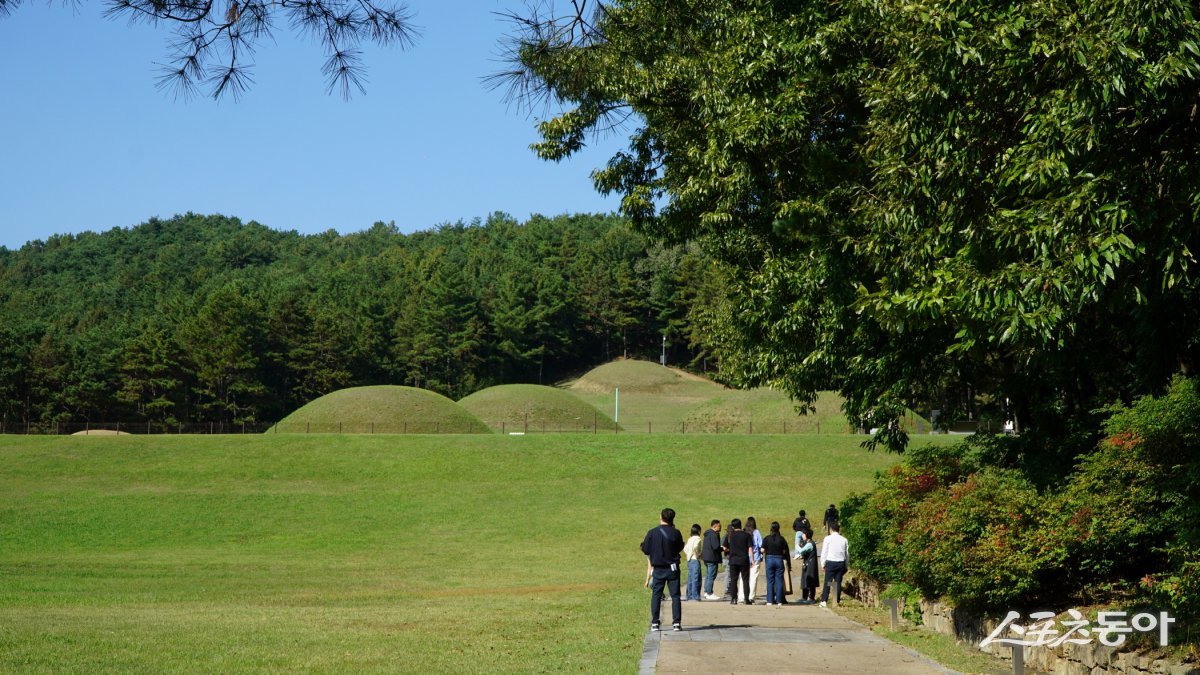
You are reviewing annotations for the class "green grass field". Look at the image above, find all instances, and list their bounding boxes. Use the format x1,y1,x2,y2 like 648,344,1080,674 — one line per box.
0,434,941,672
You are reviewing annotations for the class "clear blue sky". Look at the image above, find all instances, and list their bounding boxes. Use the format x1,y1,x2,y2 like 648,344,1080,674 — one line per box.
0,0,627,250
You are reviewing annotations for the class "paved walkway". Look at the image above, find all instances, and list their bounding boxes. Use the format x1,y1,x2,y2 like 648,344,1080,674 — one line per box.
639,587,956,674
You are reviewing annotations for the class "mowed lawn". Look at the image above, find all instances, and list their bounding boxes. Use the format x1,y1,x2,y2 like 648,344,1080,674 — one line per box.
0,433,924,672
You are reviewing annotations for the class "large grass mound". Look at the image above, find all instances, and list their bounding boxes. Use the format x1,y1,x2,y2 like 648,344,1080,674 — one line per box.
0,433,942,671
568,359,720,395
458,384,619,432
566,360,727,431
680,389,851,434
271,385,490,434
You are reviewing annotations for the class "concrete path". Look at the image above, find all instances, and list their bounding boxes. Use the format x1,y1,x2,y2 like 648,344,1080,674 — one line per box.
639,591,956,674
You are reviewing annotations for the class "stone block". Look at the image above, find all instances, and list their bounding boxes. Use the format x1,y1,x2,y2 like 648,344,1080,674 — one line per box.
1080,641,1096,667
1034,647,1055,673
1067,659,1091,675
1095,644,1116,668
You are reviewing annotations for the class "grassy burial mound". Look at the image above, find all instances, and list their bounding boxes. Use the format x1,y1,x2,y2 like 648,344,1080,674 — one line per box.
458,384,619,433
271,385,490,434
567,358,719,394
680,389,850,434
566,359,728,432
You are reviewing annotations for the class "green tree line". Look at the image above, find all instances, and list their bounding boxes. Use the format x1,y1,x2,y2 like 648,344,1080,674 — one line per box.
0,212,727,428
507,0,1200,459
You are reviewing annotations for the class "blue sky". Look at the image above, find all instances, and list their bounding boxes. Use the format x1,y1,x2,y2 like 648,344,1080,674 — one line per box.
0,0,627,250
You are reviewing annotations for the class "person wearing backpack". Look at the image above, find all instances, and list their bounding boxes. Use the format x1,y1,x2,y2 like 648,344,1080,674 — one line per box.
640,507,685,631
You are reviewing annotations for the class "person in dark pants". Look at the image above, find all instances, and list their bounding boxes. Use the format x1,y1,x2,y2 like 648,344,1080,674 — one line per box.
762,521,792,606
701,520,723,599
823,504,839,534
819,522,849,607
641,507,685,631
722,518,752,605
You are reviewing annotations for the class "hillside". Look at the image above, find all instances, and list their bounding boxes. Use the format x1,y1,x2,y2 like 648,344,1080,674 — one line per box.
680,389,851,434
565,359,856,434
565,360,727,432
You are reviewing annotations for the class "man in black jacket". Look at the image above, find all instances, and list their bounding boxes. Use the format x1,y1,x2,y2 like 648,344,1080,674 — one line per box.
722,518,753,605
824,504,839,534
700,520,723,599
640,507,685,631
792,510,812,555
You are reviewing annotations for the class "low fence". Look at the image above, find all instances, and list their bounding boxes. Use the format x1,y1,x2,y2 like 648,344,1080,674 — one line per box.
2,421,276,435
2,417,941,436
2,419,877,435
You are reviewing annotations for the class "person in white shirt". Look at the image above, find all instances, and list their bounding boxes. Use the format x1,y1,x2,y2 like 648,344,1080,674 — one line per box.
683,524,703,601
818,522,849,607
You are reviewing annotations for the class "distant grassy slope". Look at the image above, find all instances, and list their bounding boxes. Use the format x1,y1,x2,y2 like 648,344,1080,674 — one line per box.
459,384,619,432
271,385,490,434
566,360,934,434
567,359,721,395
681,389,852,434
0,433,943,672
566,359,727,431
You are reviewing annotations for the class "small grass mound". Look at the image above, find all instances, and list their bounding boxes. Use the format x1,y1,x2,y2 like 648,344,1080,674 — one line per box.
70,429,131,436
271,386,490,434
459,384,619,432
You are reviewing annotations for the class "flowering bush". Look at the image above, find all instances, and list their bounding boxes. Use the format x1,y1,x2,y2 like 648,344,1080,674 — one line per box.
899,467,1057,609
841,442,980,583
844,377,1200,619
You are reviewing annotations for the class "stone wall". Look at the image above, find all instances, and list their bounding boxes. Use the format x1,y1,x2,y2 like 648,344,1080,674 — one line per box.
843,573,1198,675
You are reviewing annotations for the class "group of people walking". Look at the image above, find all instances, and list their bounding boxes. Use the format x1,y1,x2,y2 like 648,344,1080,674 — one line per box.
640,506,848,631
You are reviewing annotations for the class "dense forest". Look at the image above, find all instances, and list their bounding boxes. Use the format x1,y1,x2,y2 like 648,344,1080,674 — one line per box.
0,213,729,428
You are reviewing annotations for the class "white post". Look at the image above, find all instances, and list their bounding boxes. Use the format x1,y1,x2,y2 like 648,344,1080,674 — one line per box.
614,387,619,424
884,598,899,631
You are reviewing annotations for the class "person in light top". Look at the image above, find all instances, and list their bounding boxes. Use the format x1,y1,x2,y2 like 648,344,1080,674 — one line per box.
683,523,703,601
819,521,849,607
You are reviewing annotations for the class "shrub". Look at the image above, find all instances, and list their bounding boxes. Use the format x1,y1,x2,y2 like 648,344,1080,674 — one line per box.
1141,543,1200,629
842,442,977,583
846,378,1200,625
880,581,925,625
898,467,1057,610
